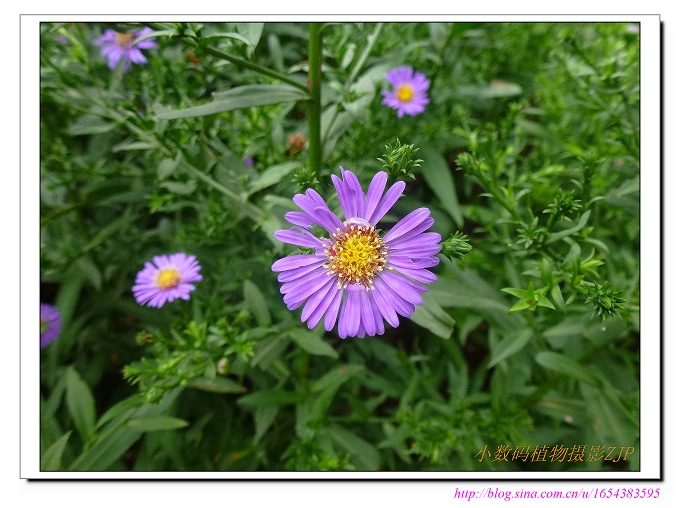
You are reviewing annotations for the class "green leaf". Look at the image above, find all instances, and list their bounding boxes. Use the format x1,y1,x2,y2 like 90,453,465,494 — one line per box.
41,431,72,471
237,388,302,408
158,84,309,120
187,377,246,394
96,395,144,429
69,388,183,471
328,424,381,471
409,293,456,339
488,328,533,368
418,144,464,227
243,279,272,326
547,210,591,244
550,284,566,312
310,364,365,393
160,180,197,195
67,115,117,136
253,406,279,445
236,23,265,51
65,367,96,445
535,352,601,387
157,154,182,180
288,328,339,358
126,415,189,432
247,162,299,196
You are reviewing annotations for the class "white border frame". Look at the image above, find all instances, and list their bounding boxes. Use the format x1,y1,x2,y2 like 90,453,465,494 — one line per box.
21,14,661,480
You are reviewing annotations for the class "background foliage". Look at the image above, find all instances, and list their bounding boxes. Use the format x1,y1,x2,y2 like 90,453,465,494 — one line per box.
40,21,640,472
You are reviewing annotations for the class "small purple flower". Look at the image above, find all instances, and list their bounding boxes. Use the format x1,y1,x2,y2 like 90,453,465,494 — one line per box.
94,26,157,72
381,66,430,118
272,168,441,339
244,156,254,167
132,253,202,308
40,303,61,349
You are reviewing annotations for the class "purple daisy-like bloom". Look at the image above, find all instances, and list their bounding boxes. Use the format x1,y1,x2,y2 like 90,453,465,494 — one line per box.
381,66,430,118
132,253,203,308
94,26,157,72
272,168,441,339
40,303,62,349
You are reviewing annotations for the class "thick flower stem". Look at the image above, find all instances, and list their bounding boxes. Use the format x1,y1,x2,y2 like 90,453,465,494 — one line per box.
307,23,323,180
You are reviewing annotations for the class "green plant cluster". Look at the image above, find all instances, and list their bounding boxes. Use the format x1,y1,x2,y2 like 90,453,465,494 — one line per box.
40,21,640,472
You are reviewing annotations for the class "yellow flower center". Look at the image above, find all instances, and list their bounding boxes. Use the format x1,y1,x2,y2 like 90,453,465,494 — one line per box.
40,318,48,335
396,84,415,103
115,32,135,48
156,267,181,290
325,222,387,289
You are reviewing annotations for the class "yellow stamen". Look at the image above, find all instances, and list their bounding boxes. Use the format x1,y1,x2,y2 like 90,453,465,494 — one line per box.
156,267,181,290
115,32,135,49
396,84,414,103
324,223,387,289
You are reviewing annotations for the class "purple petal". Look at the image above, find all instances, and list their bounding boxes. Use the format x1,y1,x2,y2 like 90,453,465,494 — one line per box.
368,180,406,224
338,290,361,338
364,171,388,222
277,258,327,283
371,279,400,328
380,271,424,306
359,290,377,336
301,276,337,323
324,289,344,332
272,254,326,272
383,208,431,243
307,285,342,329
274,229,323,249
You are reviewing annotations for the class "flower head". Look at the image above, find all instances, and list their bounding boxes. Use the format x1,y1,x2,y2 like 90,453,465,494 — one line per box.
40,303,61,349
272,168,441,339
132,253,202,308
94,26,157,72
381,66,430,118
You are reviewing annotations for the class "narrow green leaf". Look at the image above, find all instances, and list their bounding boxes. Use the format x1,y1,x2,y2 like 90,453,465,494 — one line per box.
409,293,456,339
65,367,96,445
310,364,365,392
253,406,279,445
237,388,302,408
328,424,381,471
69,388,183,471
236,23,265,50
158,84,308,120
69,425,141,471
41,431,72,471
243,279,272,326
419,144,464,227
247,162,299,196
547,210,591,244
157,154,182,180
187,377,246,394
535,351,601,387
96,395,144,429
67,115,117,136
550,284,566,312
126,415,189,432
288,328,339,358
488,328,533,368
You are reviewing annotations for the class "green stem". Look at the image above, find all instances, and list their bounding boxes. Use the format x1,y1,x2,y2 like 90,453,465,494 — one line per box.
307,23,323,179
322,23,383,148
200,45,309,93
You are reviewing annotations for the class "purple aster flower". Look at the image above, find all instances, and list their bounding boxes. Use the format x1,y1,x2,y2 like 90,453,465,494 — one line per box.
40,303,62,349
272,168,441,339
381,66,430,118
94,26,157,72
132,253,203,308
